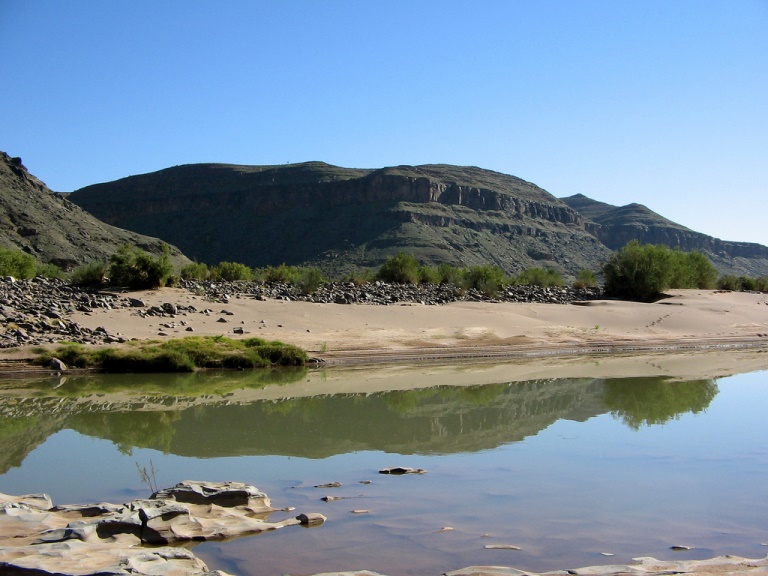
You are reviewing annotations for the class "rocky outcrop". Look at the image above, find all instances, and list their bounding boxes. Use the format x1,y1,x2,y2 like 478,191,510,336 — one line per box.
0,481,324,576
0,151,190,270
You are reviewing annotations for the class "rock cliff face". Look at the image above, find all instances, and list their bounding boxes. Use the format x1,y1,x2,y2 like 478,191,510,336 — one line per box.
0,151,189,269
65,161,768,278
69,162,610,277
561,194,768,277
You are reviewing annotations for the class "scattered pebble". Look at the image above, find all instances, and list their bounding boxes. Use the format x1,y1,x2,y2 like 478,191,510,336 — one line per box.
351,509,370,514
600,552,615,556
484,544,522,550
436,526,454,532
670,545,695,551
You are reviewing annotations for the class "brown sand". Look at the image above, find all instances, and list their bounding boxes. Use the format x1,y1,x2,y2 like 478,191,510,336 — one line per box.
2,287,764,379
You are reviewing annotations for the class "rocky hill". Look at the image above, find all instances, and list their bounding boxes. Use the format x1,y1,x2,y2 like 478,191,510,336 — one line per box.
561,193,768,277
68,161,611,277
0,152,189,269
65,160,768,278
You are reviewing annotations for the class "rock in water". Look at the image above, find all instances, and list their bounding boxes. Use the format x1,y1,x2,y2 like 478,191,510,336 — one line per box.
0,481,325,576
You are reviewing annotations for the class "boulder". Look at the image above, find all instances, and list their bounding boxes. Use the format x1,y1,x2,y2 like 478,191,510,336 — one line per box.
49,357,67,371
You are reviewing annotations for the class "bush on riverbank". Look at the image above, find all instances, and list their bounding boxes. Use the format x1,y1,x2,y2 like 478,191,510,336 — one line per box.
603,241,719,302
717,274,768,292
372,252,566,296
109,244,174,289
36,336,308,372
0,247,65,279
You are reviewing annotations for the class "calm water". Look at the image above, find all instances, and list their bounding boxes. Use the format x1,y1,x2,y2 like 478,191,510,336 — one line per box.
1,364,767,575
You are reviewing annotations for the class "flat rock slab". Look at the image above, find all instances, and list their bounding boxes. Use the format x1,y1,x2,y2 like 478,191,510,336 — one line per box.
0,480,325,576
445,554,768,576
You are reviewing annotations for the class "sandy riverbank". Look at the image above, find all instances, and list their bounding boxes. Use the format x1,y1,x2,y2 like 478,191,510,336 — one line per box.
3,287,768,378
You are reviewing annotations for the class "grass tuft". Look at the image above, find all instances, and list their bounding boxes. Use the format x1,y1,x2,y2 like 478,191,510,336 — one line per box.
34,336,308,373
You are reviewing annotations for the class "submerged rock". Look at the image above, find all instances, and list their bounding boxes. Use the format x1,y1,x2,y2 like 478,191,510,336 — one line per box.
379,466,427,475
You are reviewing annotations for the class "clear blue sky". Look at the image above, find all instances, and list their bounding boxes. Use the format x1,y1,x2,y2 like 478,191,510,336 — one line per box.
2,1,766,244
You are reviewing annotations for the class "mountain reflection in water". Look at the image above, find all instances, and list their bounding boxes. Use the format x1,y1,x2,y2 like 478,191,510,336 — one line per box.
0,371,718,471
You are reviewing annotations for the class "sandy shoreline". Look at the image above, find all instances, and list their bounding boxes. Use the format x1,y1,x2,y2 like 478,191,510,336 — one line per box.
3,287,768,379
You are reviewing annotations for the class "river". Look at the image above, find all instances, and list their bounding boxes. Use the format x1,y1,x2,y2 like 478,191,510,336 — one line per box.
1,359,767,575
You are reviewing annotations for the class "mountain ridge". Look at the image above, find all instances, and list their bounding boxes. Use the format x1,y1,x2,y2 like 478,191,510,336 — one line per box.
69,160,612,277
560,193,768,276
11,154,768,278
0,151,190,269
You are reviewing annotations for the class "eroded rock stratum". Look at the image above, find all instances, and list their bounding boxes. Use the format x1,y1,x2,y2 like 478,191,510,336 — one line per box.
0,480,325,576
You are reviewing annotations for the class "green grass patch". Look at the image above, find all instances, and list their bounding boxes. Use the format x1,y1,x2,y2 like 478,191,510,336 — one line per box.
35,336,308,373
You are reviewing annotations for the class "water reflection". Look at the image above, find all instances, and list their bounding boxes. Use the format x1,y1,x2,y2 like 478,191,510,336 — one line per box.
0,371,718,472
603,378,718,429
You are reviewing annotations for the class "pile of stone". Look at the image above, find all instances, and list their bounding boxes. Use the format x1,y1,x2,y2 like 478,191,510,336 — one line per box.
0,276,601,349
0,276,140,348
0,480,324,576
181,279,602,306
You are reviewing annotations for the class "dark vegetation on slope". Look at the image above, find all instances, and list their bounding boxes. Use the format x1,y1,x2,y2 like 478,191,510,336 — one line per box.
0,152,189,270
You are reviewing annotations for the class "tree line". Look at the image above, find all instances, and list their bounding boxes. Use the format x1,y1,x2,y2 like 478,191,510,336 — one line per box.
1,240,767,301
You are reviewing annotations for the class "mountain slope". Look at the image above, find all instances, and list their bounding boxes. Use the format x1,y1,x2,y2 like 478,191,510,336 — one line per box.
0,152,190,269
561,193,768,276
69,162,610,277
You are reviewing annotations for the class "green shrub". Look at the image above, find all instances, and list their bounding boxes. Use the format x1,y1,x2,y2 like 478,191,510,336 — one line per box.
180,262,210,281
109,244,174,289
717,275,741,291
603,241,718,302
739,276,758,291
418,265,441,284
437,263,464,286
264,263,300,284
34,336,308,372
296,267,325,294
376,252,421,284
717,274,768,292
603,241,674,302
669,251,718,289
342,268,375,285
70,261,109,287
211,261,253,281
0,247,37,278
36,262,65,279
464,265,507,296
518,267,563,287
573,269,598,289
